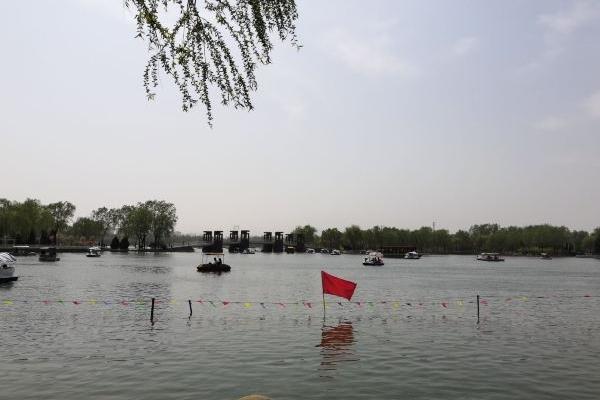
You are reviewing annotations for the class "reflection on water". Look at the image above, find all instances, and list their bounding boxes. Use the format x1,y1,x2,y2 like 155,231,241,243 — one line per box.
318,321,358,374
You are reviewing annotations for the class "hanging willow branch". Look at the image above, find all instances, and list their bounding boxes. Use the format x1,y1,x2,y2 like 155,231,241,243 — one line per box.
124,0,299,125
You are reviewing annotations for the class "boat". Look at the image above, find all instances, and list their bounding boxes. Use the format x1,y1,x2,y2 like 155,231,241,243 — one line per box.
241,248,256,254
363,252,384,266
86,246,101,257
285,246,295,254
320,249,329,254
404,251,421,259
306,248,315,254
12,245,37,256
540,253,552,260
0,253,18,283
197,252,231,273
330,249,341,255
476,252,504,262
39,247,60,262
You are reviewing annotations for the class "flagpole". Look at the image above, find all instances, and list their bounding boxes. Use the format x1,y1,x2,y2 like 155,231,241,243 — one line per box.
322,292,326,320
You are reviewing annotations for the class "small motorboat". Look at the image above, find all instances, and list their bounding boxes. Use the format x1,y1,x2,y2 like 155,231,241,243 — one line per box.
39,247,60,262
540,253,552,260
0,253,18,283
330,249,341,255
86,246,101,257
476,252,504,262
363,252,384,266
404,251,421,259
197,252,231,273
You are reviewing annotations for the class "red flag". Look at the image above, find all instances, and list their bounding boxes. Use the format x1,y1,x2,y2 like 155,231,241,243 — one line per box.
321,271,357,301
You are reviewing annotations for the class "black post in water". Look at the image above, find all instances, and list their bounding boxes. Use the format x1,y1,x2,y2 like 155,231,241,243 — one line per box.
151,297,155,324
188,299,193,317
476,294,480,324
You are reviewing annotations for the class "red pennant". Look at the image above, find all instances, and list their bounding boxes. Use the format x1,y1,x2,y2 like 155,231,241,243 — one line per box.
222,301,230,306
441,302,448,308
305,302,312,308
277,303,286,308
321,271,357,301
73,301,81,305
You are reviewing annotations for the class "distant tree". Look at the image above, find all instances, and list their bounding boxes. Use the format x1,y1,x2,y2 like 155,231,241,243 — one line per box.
343,225,363,251
71,217,104,243
46,201,76,244
110,236,120,250
293,225,317,245
594,228,600,254
40,229,51,245
91,207,114,247
27,228,37,245
145,200,178,248
124,0,300,125
120,236,130,250
321,228,342,250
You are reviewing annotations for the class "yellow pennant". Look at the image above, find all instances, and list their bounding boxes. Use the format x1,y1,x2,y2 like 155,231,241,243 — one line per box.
170,299,177,304
244,302,252,308
3,300,13,305
457,300,464,307
392,302,400,309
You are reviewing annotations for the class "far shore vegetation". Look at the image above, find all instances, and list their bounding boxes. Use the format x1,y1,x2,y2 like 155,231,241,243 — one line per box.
1,198,599,256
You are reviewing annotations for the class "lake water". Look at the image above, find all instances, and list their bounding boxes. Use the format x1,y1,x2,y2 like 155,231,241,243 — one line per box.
1,252,599,399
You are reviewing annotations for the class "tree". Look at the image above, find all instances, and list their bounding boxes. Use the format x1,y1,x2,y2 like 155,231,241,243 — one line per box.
145,200,178,248
46,201,76,244
120,236,130,250
129,204,153,249
293,225,317,245
110,236,120,250
125,0,300,125
593,228,600,254
91,207,114,247
321,228,342,250
343,225,363,251
70,217,104,243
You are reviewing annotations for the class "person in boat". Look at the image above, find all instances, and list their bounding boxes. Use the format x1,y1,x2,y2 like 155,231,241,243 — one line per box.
218,258,222,265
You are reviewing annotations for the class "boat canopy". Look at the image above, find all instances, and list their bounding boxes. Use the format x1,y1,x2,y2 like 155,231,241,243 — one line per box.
0,252,17,264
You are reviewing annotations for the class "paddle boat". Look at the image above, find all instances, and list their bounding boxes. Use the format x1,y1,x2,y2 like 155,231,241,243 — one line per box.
39,247,60,262
197,252,231,273
0,252,18,283
404,251,422,259
540,253,552,260
363,252,384,266
330,249,341,255
86,246,101,257
476,252,504,262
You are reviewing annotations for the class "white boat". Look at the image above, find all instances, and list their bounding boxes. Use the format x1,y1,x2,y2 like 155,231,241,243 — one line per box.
476,252,504,262
404,251,421,259
363,252,384,266
86,246,101,257
306,248,315,254
241,248,256,254
0,252,18,283
330,249,341,255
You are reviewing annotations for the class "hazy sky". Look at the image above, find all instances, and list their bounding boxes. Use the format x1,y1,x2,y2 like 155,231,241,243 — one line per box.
1,1,599,234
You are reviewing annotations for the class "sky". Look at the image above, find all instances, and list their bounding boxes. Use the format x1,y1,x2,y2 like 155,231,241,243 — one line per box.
1,0,599,234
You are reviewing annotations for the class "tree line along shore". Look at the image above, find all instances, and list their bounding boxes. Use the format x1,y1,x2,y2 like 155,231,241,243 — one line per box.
1,199,599,256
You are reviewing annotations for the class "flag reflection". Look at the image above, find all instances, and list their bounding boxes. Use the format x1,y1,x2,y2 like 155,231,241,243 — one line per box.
317,321,358,372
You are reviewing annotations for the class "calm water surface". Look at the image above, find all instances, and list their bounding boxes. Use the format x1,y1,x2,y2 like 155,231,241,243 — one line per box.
1,252,599,399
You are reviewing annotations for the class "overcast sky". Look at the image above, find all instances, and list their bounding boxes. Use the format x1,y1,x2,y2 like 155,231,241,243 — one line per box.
1,1,599,234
